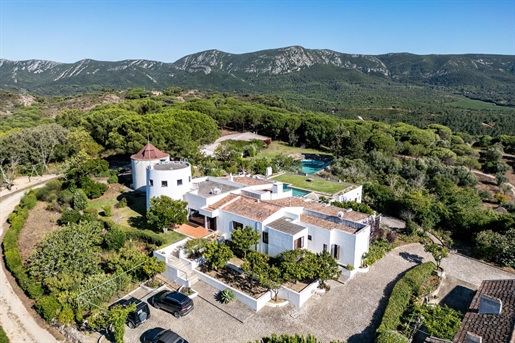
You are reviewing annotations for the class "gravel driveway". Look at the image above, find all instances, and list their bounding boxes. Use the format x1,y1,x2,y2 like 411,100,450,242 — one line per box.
124,243,514,343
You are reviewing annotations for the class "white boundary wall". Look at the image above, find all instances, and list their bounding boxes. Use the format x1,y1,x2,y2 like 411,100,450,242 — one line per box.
278,281,320,307
196,270,271,311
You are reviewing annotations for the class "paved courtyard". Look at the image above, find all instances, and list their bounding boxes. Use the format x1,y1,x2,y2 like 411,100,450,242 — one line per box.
121,244,514,343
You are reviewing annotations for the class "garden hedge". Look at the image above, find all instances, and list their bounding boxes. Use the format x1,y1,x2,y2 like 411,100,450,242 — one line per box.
376,261,436,336
2,192,44,299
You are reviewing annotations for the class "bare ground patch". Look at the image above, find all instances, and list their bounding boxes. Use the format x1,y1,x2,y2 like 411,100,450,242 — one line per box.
18,202,60,262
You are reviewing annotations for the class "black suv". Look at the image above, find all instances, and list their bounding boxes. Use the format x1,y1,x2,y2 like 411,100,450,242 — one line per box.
109,297,151,328
142,328,188,343
151,290,194,318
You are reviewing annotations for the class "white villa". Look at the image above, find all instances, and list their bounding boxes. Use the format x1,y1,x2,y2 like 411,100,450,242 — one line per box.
131,145,372,309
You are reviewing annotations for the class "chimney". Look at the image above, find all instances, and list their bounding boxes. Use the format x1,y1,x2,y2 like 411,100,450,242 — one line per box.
228,173,233,182
479,295,502,314
465,332,482,343
272,182,283,194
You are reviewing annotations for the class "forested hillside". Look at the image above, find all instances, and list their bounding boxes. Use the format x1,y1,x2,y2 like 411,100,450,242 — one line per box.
1,47,514,134
2,91,515,335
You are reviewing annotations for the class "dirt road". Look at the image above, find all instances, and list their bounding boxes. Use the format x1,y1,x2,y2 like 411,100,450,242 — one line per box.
0,175,60,343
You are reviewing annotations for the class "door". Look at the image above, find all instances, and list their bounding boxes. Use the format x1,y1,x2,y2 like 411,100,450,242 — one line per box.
209,217,217,231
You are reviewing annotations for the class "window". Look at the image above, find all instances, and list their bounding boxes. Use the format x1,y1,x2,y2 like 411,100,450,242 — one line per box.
294,236,304,249
161,180,168,187
189,176,191,182
331,244,340,260
308,235,312,241
323,244,328,252
177,179,183,186
232,221,243,231
262,232,269,244
149,179,153,187
160,159,166,162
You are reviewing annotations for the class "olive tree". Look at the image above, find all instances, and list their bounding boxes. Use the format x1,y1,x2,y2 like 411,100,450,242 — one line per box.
147,196,188,232
231,226,260,258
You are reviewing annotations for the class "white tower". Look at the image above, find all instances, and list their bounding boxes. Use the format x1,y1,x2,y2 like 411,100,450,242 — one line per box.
130,143,170,192
146,161,192,209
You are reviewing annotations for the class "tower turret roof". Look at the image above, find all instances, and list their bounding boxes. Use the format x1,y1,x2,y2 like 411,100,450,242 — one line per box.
130,143,169,160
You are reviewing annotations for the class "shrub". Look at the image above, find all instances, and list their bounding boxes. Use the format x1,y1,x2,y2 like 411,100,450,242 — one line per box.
495,193,510,204
36,187,51,201
103,205,112,217
346,264,354,271
104,227,126,251
59,209,81,225
107,175,118,184
375,330,409,343
58,189,74,206
219,288,235,304
79,177,108,199
362,240,392,267
58,305,75,325
82,207,98,222
20,193,37,210
377,262,436,334
415,304,463,340
72,189,88,210
404,220,418,236
115,198,127,208
35,295,62,323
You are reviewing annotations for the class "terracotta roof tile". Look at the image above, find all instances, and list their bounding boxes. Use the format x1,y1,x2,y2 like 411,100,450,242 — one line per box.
269,197,370,223
221,196,282,222
130,143,169,160
300,214,358,234
454,279,515,343
205,194,239,211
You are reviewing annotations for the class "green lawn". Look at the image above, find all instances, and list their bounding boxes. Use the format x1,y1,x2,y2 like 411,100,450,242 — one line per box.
270,173,353,194
89,187,185,246
160,230,187,247
258,141,331,159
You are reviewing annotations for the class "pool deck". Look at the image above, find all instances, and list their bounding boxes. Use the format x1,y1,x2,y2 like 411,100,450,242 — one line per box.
270,173,354,196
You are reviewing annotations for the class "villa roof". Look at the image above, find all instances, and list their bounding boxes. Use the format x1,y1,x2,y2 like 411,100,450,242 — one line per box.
205,193,239,211
267,217,306,236
300,214,358,234
227,176,272,186
195,180,242,198
453,279,515,343
221,196,282,222
268,197,370,223
130,143,169,160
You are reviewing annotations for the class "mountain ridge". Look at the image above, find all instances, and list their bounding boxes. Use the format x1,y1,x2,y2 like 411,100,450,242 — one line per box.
1,46,514,106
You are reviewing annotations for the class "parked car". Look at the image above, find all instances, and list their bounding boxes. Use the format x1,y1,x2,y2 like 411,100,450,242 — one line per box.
142,328,188,343
151,290,194,318
109,297,150,328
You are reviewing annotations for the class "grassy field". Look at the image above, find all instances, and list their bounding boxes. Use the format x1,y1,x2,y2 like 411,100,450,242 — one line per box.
89,187,185,246
446,98,515,110
258,141,331,159
270,173,352,194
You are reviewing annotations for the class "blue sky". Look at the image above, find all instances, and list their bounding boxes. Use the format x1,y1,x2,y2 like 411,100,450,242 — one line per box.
0,0,513,63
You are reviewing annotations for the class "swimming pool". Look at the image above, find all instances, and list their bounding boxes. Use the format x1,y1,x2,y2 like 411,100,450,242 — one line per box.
283,184,311,197
301,159,332,174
